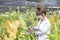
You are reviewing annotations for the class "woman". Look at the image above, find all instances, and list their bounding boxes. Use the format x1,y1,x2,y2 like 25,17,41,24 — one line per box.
28,6,50,40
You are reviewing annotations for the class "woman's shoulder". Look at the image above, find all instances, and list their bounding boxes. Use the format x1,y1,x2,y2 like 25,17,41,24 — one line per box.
46,19,51,25
45,18,50,24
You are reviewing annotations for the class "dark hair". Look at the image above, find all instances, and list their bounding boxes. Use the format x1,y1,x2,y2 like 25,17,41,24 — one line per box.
36,5,46,16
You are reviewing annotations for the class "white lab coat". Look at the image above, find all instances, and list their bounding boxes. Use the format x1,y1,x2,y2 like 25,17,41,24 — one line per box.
33,17,50,40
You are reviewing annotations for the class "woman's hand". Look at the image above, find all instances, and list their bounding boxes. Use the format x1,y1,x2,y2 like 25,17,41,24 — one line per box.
26,27,33,35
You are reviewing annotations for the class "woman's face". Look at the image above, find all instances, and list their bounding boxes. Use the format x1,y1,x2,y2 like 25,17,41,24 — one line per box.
38,15,43,20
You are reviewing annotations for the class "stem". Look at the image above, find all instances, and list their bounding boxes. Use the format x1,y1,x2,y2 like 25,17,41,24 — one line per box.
54,23,58,40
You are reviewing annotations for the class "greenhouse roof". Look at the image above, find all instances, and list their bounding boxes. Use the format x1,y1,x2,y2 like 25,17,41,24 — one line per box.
0,0,60,6
0,0,26,6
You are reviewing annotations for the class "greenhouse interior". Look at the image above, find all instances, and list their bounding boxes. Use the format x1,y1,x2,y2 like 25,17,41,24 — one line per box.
0,0,60,40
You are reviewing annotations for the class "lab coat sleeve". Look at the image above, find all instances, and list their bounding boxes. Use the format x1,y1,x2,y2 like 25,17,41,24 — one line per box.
32,26,38,30
35,22,50,35
39,22,50,34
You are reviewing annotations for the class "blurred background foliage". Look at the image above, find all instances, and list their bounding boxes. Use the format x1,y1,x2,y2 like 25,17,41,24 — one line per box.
0,7,60,40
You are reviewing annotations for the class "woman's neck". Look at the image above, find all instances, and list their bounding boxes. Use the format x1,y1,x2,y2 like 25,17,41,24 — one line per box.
41,16,46,21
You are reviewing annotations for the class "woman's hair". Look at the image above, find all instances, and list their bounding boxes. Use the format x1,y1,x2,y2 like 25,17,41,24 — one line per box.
36,5,46,16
